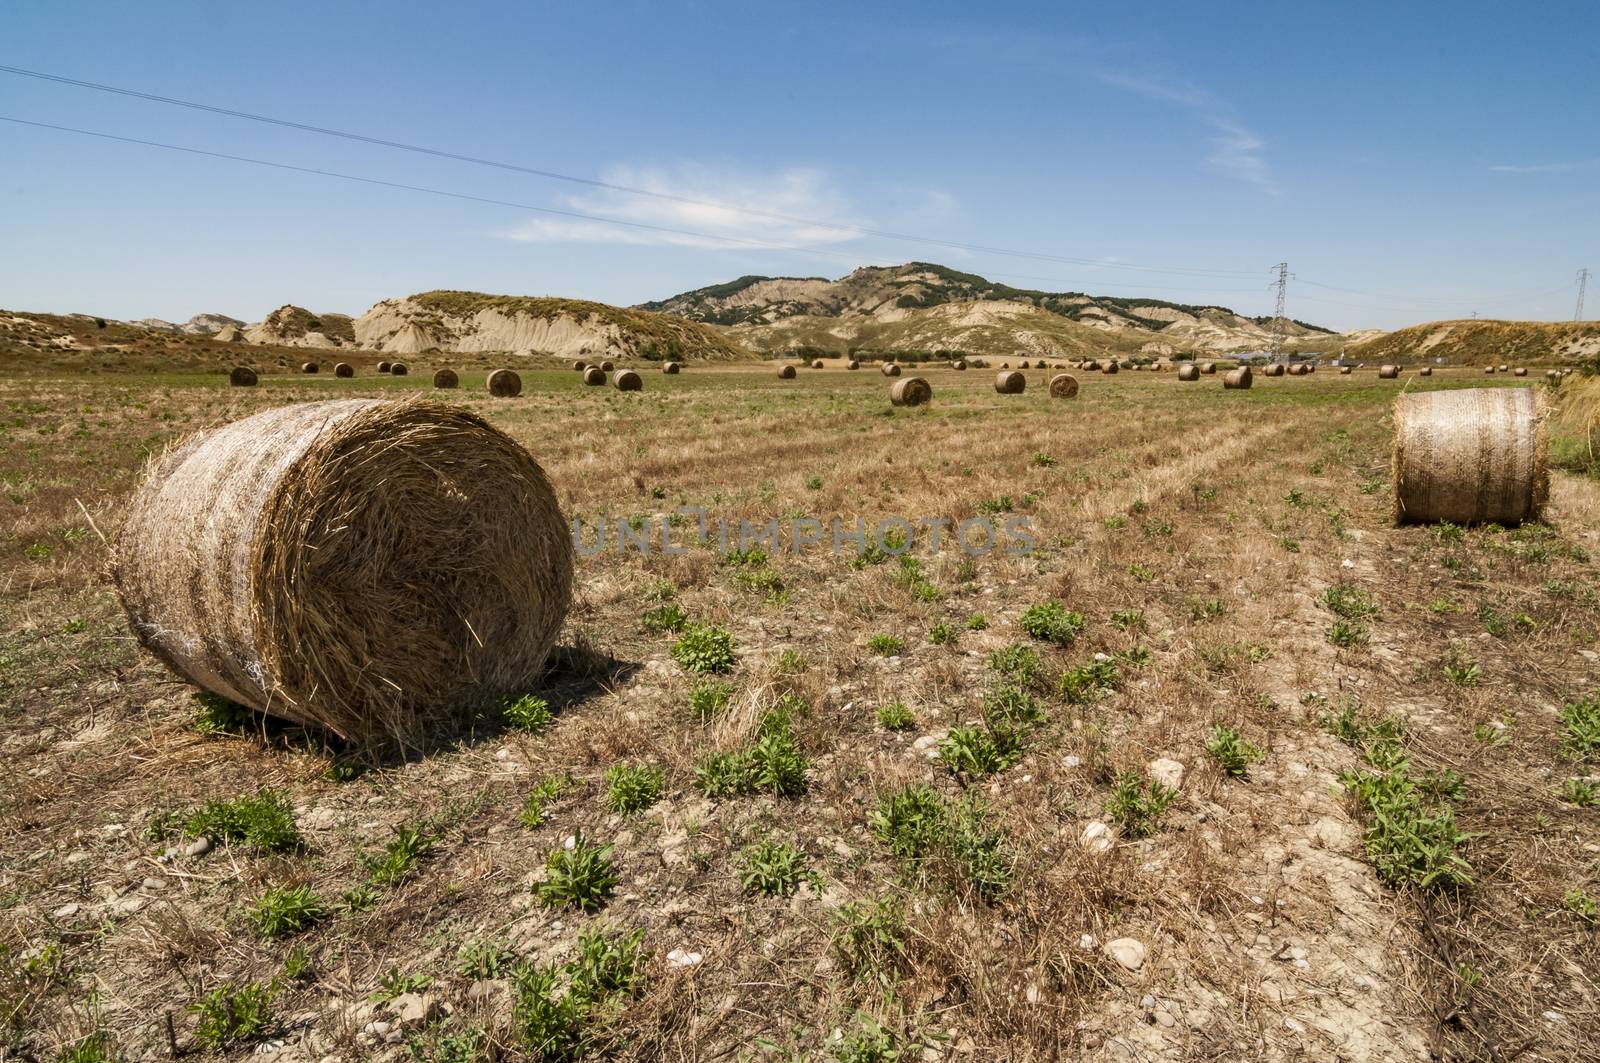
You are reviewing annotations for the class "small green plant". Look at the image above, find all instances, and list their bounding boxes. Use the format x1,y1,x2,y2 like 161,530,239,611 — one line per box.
1189,597,1226,621
184,791,300,853
835,1012,904,1063
1206,726,1265,778
777,648,806,673
640,604,688,634
1284,488,1308,508
806,475,824,489
511,923,645,1059
939,724,1014,779
189,980,277,1050
987,644,1040,685
832,895,907,985
1110,608,1142,631
1321,583,1378,621
1019,601,1084,645
927,620,957,646
520,774,573,830
738,838,809,896
1558,777,1598,807
1441,649,1482,687
282,946,312,981
340,884,381,913
643,578,676,602
866,633,905,656
568,922,646,999
1030,452,1057,468
500,693,554,733
459,938,517,979
1566,888,1597,922
672,625,737,674
1435,521,1464,543
1328,620,1370,647
193,690,255,735
55,1033,120,1063
868,785,1011,896
1104,515,1126,530
364,823,435,887
604,764,665,814
876,702,916,731
869,785,948,860
1105,772,1177,838
688,679,732,722
1472,722,1507,745
536,831,618,911
246,884,324,939
965,613,988,630
405,1023,487,1063
1058,657,1118,704
371,966,433,1003
1560,692,1600,761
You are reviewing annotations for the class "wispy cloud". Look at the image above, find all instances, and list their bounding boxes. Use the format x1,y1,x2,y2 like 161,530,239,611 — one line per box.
500,164,867,250
1488,158,1600,174
1095,71,1279,195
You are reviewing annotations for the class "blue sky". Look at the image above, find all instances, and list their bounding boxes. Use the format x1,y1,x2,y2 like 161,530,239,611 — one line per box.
2,0,1595,330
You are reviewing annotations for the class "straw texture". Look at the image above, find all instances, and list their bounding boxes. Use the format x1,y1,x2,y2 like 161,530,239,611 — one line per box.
889,377,932,407
1392,387,1548,525
1049,373,1080,398
994,370,1025,394
432,369,458,389
1223,367,1253,390
487,369,522,397
229,367,257,387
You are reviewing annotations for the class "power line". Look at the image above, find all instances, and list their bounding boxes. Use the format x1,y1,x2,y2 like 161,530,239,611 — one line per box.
0,63,1268,282
1267,262,1291,360
1579,268,1591,321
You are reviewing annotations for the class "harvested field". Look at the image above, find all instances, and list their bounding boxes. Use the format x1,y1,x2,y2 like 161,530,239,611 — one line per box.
1,364,1598,1062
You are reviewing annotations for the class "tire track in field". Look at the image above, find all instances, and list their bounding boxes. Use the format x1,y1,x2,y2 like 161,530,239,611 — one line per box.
1080,420,1297,521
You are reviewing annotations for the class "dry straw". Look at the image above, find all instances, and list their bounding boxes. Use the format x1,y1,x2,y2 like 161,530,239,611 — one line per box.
889,377,932,407
1262,364,1284,377
994,370,1025,394
662,361,681,374
582,366,607,386
1223,367,1253,389
390,363,409,377
487,369,522,397
777,364,797,379
1378,364,1399,379
1048,373,1080,398
114,398,573,748
1177,364,1199,381
612,369,643,391
301,362,319,374
882,363,902,377
335,362,355,378
229,367,258,387
1392,387,1547,525
432,368,458,389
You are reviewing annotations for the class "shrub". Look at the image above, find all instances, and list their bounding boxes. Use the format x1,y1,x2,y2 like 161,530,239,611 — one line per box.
189,980,277,1050
672,625,737,674
1105,772,1177,838
1019,601,1084,645
246,884,324,939
184,791,300,853
876,702,915,731
1205,726,1265,777
738,839,809,896
536,832,618,911
866,633,905,656
604,764,664,814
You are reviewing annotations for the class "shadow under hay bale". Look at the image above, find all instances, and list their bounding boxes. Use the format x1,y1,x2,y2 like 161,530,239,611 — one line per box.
1393,387,1547,525
487,369,522,397
882,363,902,377
229,367,258,387
1378,364,1399,379
1177,364,1199,381
777,364,796,379
1049,373,1080,397
612,369,642,391
582,366,607,386
335,362,354,378
390,363,409,377
113,399,574,749
1223,367,1253,390
432,368,458,389
662,361,681,374
994,370,1025,394
890,377,932,407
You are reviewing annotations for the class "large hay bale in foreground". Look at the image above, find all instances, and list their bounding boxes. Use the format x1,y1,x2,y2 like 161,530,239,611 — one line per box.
114,399,573,747
390,363,409,377
335,362,355,378
612,369,642,391
487,369,522,397
229,367,258,387
994,371,1025,394
583,367,607,386
1177,364,1199,381
1378,364,1399,379
432,368,459,389
889,377,932,407
1049,373,1080,398
777,364,797,379
882,363,902,377
1223,367,1253,390
1393,388,1547,525
662,362,681,374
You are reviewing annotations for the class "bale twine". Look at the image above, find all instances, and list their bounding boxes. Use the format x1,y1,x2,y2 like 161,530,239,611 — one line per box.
952,359,967,370
600,360,615,372
390,363,409,377
229,367,258,387
1102,360,1119,375
335,362,355,378
487,369,523,397
1340,366,1352,374
1419,367,1433,377
882,363,902,377
846,360,860,370
1514,367,1527,377
1048,373,1080,398
1392,387,1547,525
583,366,607,386
113,398,573,748
1378,364,1399,379
432,368,459,389
377,361,392,374
994,370,1026,394
662,362,681,374
1177,364,1200,381
1223,367,1253,390
889,377,932,407
1200,362,1216,374
301,362,319,374
612,369,642,391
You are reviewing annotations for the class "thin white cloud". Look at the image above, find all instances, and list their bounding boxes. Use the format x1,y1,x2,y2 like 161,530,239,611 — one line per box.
500,164,868,250
1095,71,1280,195
1489,158,1600,174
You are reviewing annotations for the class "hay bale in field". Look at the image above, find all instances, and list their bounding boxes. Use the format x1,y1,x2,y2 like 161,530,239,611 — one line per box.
1049,373,1080,398
1177,364,1199,381
229,367,258,387
889,377,932,407
1514,367,1527,376
335,362,354,378
1378,364,1399,379
1419,366,1433,377
1102,360,1119,375
583,366,607,386
612,369,642,391
1288,364,1308,376
1340,366,1352,374
662,361,681,374
882,363,902,377
390,363,409,377
1262,364,1284,377
1393,387,1547,525
487,369,522,397
1546,369,1560,381
571,360,585,371
1200,362,1217,374
377,361,392,373
600,360,615,372
994,370,1026,394
301,362,319,374
1134,363,1147,371
811,359,824,369
1498,364,1509,372
777,364,797,379
1485,366,1497,374
432,368,459,389
1000,362,1010,369
113,398,573,748
1223,367,1253,390
952,359,967,370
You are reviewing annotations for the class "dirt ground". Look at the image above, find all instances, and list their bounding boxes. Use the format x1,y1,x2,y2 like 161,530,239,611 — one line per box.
2,362,1597,1061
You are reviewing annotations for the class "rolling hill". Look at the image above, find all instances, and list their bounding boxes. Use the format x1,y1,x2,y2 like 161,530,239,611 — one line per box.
1348,319,1600,366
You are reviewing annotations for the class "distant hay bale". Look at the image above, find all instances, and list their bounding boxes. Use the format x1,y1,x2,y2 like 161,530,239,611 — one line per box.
571,360,585,371
1485,366,1497,374
335,362,354,378
811,359,824,369
952,359,967,370
487,369,523,397
1393,387,1547,525
1499,364,1509,372
777,364,797,379
1083,360,1100,372
583,366,607,386
229,367,258,387
1134,364,1146,371
1419,367,1433,377
1177,364,1199,381
1048,373,1080,398
377,361,392,373
662,361,681,374
1378,364,1399,379
600,360,615,372
889,377,932,407
113,398,573,748
1514,367,1527,376
301,362,319,374
390,363,409,377
1340,366,1352,374
994,370,1026,394
846,360,860,370
1000,362,1010,369
882,363,902,377
1223,367,1253,390
1200,362,1217,374
1288,364,1308,376
1546,369,1560,381
1262,364,1284,377
612,369,642,391
432,368,458,389
1102,360,1119,375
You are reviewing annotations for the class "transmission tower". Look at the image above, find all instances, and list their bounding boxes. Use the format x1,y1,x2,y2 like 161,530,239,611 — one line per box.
1268,262,1290,361
1579,268,1591,321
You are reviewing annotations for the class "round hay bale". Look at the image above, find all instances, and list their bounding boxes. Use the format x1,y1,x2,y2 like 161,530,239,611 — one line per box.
1261,363,1284,377
952,359,967,370
1485,366,1497,374
377,361,392,374
1199,362,1217,374
1000,362,1010,369
1378,364,1399,379
889,377,932,407
583,366,607,386
432,368,459,389
1546,369,1560,381
229,367,258,387
846,360,860,370
390,363,409,377
1340,366,1353,374
612,369,642,391
1134,363,1147,371
662,361,681,374
1102,360,1119,375
335,362,354,378
1514,367,1527,377
1498,364,1509,373
776,364,797,379
487,369,523,397
1177,364,1200,381
301,362,319,374
113,399,573,748
1419,366,1433,377
1048,373,1080,398
571,360,586,371
1223,367,1253,390
1393,387,1547,525
994,370,1026,394
599,360,615,372
811,359,824,369
882,363,902,377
